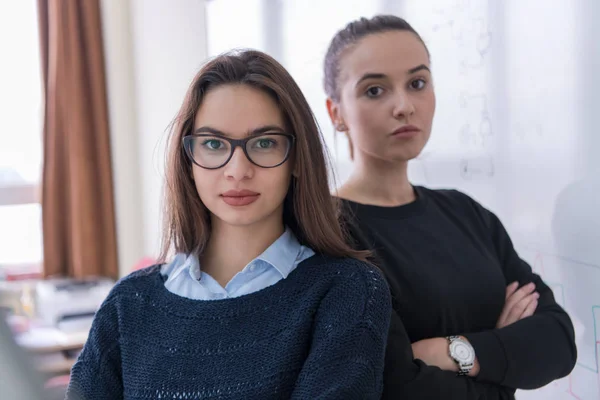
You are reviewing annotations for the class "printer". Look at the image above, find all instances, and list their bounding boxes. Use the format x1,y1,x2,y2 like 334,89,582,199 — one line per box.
35,278,114,331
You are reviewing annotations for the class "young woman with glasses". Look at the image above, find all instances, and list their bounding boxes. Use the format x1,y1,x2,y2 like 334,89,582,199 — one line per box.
66,49,391,400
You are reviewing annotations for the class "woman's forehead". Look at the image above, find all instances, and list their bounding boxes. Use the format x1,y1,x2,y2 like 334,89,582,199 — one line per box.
193,84,285,137
339,31,430,84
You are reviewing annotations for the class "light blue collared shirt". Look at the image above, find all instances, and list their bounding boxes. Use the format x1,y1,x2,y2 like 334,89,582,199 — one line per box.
160,228,315,300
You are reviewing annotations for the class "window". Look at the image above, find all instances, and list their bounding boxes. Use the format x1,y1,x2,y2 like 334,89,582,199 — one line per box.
0,1,43,275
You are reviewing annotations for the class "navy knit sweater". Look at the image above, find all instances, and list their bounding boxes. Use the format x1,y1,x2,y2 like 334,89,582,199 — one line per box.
66,255,391,399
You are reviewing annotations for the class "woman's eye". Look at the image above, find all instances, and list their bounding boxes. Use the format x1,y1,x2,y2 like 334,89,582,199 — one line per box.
202,139,224,150
255,139,275,149
410,79,427,90
365,86,384,98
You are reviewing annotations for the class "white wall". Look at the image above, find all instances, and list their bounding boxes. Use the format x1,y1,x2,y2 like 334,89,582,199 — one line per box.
101,0,208,276
100,0,143,277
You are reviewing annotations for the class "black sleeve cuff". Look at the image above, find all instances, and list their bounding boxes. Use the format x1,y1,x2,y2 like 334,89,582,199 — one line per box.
463,330,508,385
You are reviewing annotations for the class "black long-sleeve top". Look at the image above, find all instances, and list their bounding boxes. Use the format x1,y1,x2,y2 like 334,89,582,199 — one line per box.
340,186,577,399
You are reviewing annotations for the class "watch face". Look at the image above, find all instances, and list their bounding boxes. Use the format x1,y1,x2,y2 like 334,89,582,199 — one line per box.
450,340,475,364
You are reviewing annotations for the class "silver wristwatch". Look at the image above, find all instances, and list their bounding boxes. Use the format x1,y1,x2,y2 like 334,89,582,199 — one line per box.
447,335,475,376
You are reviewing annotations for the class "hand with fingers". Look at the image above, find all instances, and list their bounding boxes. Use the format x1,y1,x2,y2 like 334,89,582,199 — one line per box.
496,282,539,329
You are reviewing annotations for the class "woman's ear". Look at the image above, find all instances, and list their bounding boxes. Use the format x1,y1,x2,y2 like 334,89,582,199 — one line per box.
326,98,347,132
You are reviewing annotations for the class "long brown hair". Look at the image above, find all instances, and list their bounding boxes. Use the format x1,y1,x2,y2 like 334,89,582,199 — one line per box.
159,49,368,262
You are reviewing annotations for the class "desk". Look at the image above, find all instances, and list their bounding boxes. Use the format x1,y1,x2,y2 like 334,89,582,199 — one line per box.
16,327,88,375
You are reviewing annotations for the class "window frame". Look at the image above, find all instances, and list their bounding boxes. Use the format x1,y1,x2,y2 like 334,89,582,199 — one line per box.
0,183,39,207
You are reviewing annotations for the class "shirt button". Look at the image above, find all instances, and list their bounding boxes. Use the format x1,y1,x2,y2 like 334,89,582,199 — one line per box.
249,265,256,272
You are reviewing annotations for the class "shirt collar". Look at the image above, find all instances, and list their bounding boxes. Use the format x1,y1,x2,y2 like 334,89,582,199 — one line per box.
160,253,201,282
255,227,302,278
169,227,303,281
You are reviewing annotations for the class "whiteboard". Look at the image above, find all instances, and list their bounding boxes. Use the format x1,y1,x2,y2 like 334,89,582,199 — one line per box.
206,1,600,398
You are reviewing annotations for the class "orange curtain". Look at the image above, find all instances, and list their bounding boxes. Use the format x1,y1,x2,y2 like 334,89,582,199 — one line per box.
38,0,118,279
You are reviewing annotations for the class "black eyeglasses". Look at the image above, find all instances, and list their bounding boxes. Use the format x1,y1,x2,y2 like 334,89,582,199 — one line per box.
183,133,295,169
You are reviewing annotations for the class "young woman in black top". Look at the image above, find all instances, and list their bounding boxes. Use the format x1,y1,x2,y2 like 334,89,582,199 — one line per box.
323,15,577,399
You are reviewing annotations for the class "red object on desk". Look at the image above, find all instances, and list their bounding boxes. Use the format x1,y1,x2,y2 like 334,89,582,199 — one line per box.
45,374,70,388
133,257,157,271
1,262,42,281
4,270,42,281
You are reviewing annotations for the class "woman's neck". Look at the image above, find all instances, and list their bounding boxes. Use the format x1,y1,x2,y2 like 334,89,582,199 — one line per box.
337,157,416,207
201,218,285,287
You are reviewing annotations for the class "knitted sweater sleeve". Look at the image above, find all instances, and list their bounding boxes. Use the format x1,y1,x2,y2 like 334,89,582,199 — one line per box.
66,294,123,400
291,261,391,400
